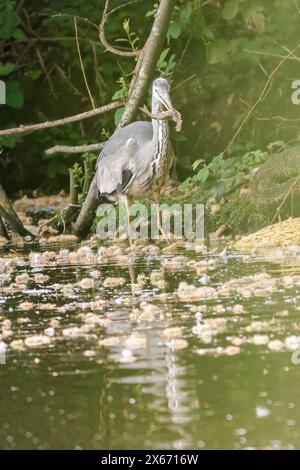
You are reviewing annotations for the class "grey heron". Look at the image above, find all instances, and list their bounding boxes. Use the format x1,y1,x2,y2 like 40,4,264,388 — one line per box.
96,77,178,240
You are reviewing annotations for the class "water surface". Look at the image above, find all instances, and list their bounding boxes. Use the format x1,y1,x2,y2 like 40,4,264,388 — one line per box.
0,242,300,449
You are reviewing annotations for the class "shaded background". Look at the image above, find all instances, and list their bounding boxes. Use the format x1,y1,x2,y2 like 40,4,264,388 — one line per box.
0,0,300,194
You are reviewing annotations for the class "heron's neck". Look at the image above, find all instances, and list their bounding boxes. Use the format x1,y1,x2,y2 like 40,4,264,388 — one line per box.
151,101,169,147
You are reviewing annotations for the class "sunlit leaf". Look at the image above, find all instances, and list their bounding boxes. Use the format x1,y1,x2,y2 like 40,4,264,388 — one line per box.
222,0,240,21
114,107,125,126
0,62,16,76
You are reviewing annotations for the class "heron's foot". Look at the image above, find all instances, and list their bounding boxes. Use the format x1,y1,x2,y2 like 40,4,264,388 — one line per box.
159,227,172,245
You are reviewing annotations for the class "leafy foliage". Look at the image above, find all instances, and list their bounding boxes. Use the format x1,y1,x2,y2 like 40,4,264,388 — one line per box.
0,0,299,195
181,141,286,202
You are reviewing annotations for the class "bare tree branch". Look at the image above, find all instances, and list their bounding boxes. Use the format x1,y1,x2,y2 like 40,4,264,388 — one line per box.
99,0,140,57
45,142,105,155
0,101,122,136
119,0,176,127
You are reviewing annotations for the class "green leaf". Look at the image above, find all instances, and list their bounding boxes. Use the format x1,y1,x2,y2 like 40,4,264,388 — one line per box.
0,62,16,76
114,107,125,126
112,88,126,101
6,80,24,109
192,159,205,171
167,22,181,40
195,166,210,184
25,69,42,80
222,0,240,21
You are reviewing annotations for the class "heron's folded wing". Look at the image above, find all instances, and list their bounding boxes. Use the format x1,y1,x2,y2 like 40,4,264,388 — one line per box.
96,138,138,195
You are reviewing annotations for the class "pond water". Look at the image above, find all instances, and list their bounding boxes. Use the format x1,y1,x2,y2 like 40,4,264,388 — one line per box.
1,241,300,450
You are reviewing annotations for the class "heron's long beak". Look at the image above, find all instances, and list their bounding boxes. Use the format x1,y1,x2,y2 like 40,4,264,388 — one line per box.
157,91,173,112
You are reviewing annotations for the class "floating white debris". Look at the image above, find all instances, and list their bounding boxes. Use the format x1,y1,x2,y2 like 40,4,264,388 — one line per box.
62,327,82,338
90,270,101,280
284,336,300,351
118,348,136,363
83,350,96,357
268,340,284,352
125,334,147,349
223,346,241,356
232,304,245,315
103,277,125,288
250,335,269,346
24,335,51,348
78,278,95,290
34,273,50,284
44,327,55,337
139,302,161,320
98,337,120,347
19,301,34,311
177,282,217,301
161,327,183,339
10,339,25,351
231,337,245,346
166,339,188,350
150,270,165,286
282,275,294,289
15,273,30,285
256,406,271,419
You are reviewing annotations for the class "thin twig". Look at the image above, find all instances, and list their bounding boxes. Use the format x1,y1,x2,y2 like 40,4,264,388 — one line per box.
52,13,99,30
74,17,95,108
99,0,140,57
3,36,101,48
0,101,122,136
257,116,300,122
54,63,82,96
271,176,300,224
172,73,198,92
35,47,57,99
225,45,300,153
243,48,297,61
293,0,300,15
106,0,141,18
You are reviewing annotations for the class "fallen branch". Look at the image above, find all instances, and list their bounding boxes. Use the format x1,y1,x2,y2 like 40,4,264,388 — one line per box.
0,101,122,136
140,105,182,131
45,142,105,155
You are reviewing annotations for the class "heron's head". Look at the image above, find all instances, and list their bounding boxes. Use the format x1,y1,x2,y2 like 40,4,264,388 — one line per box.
152,77,172,112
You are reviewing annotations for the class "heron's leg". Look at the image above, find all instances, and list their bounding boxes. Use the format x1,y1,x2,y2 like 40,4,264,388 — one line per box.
119,194,132,245
153,192,171,244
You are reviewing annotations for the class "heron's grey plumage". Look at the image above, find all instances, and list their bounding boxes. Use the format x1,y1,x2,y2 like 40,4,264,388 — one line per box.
96,78,174,203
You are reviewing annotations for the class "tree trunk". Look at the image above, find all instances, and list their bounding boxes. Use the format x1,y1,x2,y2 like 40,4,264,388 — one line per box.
0,183,34,239
120,0,176,126
72,0,176,238
72,177,99,238
0,215,9,239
